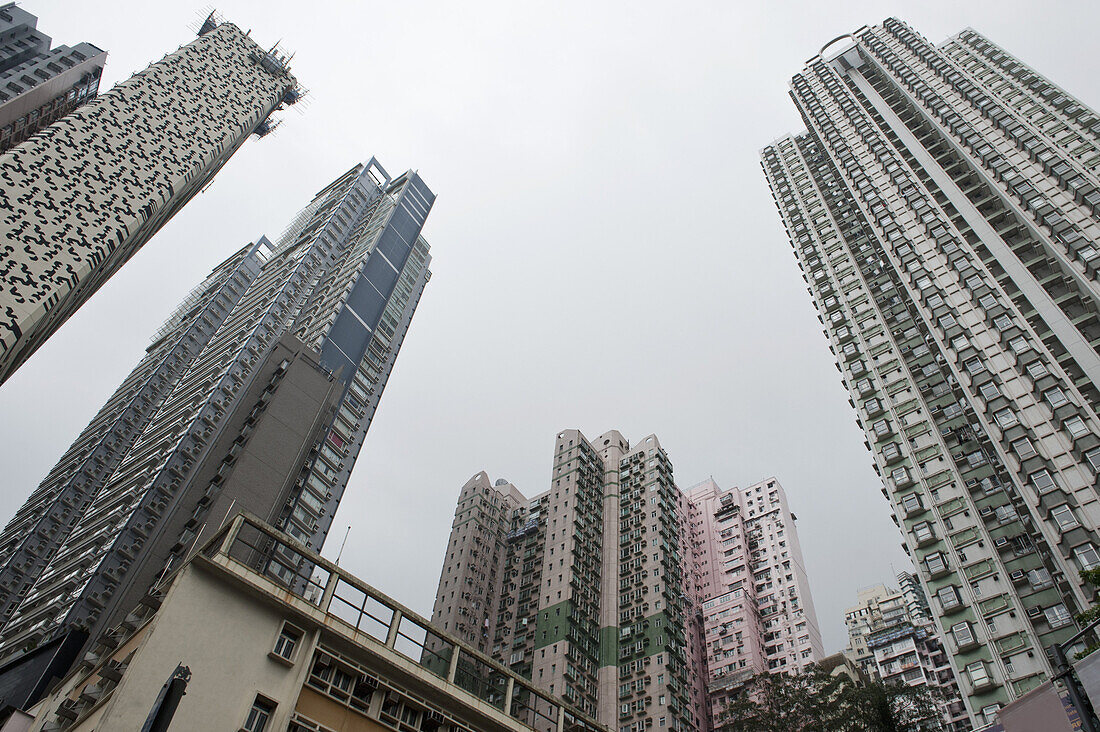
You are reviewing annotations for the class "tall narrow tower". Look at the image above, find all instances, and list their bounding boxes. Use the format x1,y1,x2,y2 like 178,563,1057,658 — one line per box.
0,14,301,386
763,18,1100,726
0,159,433,707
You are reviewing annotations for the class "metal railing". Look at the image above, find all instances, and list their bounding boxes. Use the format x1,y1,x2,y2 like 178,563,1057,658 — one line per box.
200,513,607,732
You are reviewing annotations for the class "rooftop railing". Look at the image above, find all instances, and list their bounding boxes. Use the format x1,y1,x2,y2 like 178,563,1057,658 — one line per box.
199,513,607,732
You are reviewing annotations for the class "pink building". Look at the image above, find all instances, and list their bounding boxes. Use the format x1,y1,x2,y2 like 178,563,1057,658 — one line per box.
687,478,824,727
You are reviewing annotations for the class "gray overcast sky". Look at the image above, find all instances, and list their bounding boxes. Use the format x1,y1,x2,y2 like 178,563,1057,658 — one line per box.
1,0,1099,654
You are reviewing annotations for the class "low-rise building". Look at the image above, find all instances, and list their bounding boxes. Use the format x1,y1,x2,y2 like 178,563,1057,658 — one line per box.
15,514,607,732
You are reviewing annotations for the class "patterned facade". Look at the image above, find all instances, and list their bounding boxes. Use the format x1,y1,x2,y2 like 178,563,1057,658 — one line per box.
432,436,825,732
0,18,300,386
0,159,434,699
686,478,823,729
0,3,106,153
762,17,1100,727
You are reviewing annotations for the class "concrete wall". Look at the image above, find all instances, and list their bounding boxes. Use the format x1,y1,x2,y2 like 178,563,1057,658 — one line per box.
34,564,315,731
86,335,338,660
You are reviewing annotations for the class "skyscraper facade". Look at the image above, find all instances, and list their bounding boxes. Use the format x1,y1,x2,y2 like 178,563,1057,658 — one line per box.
432,431,706,732
686,478,823,728
0,159,433,706
431,433,823,732
762,17,1100,726
0,16,301,387
0,3,106,153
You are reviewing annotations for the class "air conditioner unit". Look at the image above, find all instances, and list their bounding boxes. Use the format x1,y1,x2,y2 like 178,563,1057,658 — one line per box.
1010,570,1026,583
979,507,994,517
1026,606,1043,618
994,537,1009,547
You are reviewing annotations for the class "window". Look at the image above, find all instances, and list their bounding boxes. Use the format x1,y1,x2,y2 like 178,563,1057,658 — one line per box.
937,586,963,612
272,623,303,663
1088,448,1100,472
1064,416,1088,438
979,382,1000,400
1026,361,1050,380
1028,568,1053,589
980,704,1002,724
901,493,923,514
1044,388,1069,408
1008,336,1030,353
1030,470,1056,494
993,409,1018,429
1011,438,1037,460
979,294,997,310
993,315,1012,330
924,552,948,575
965,358,985,375
244,696,276,732
1052,505,1079,531
1045,604,1073,629
951,622,976,649
891,467,910,486
1075,545,1100,571
966,661,991,688
912,522,935,544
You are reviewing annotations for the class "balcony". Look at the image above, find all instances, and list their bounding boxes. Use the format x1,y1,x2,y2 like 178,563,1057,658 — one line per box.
199,514,609,732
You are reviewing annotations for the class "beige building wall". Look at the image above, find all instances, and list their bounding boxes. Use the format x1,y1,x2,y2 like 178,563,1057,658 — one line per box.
29,566,315,730
26,515,608,732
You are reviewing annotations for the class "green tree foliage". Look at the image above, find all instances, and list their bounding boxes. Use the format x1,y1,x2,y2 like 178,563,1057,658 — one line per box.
717,664,947,732
1073,568,1100,659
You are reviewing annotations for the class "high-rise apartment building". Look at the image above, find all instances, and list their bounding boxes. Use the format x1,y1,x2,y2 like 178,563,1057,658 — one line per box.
762,17,1100,727
432,431,706,732
0,159,433,708
430,434,823,732
0,3,106,153
843,579,969,730
686,478,823,727
843,584,911,674
0,15,301,387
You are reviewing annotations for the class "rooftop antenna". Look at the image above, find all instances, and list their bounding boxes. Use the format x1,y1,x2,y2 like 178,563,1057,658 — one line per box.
335,525,352,566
